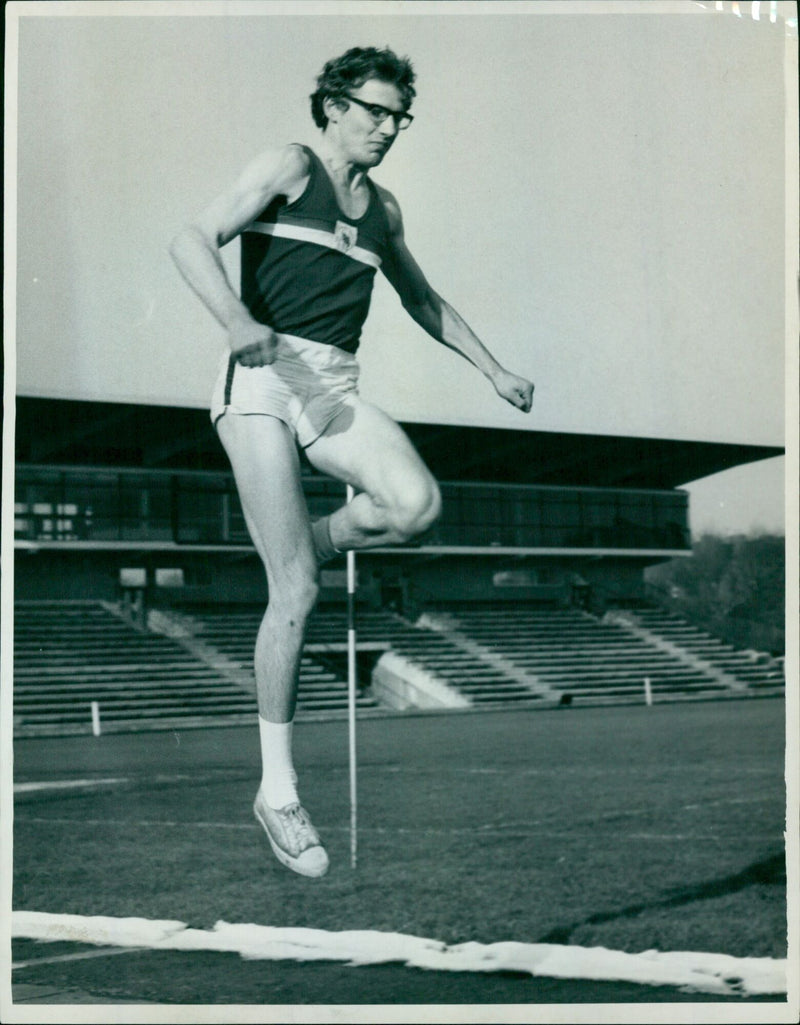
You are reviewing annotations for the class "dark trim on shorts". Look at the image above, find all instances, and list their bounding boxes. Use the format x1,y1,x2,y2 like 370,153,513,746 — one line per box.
223,355,236,406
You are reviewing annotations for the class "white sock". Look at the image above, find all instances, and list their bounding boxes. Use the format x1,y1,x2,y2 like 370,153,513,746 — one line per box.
311,516,341,564
258,717,299,809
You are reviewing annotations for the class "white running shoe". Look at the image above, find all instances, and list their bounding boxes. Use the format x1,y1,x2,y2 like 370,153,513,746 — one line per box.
253,789,329,878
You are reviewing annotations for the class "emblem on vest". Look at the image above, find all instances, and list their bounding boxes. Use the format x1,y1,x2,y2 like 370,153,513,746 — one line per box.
334,221,358,253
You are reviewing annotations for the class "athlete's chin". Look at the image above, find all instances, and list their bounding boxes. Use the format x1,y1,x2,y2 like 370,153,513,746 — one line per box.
364,145,392,166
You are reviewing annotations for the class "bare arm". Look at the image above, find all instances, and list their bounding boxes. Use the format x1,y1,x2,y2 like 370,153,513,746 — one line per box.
169,145,309,366
379,189,534,413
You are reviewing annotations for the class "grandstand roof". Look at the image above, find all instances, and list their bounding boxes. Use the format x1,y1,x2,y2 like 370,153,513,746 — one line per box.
15,397,783,490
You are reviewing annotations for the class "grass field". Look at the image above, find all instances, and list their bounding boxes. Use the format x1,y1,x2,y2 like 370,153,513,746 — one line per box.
8,698,791,1011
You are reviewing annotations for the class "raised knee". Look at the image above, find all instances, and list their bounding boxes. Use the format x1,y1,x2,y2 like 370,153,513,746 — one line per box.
420,480,443,533
390,478,441,542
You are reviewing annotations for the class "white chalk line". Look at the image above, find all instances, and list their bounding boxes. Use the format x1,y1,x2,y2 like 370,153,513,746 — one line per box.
15,764,776,789
14,775,771,834
10,911,786,998
14,816,738,841
14,772,775,819
13,946,150,970
380,764,778,777
14,778,128,793
17,816,258,830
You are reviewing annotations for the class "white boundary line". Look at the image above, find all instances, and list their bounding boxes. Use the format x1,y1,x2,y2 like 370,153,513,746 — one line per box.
10,911,787,999
13,946,150,970
13,779,127,794
14,815,760,840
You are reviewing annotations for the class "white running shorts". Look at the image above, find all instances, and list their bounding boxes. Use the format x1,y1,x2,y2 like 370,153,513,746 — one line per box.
210,333,361,448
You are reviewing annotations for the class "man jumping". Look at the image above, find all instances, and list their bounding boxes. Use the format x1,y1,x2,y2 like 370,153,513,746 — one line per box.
170,47,534,878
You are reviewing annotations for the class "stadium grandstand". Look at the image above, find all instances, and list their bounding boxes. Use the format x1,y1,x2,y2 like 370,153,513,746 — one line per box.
13,395,785,737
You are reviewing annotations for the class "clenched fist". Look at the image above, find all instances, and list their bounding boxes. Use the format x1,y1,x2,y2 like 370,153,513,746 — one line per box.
230,319,279,367
491,368,535,413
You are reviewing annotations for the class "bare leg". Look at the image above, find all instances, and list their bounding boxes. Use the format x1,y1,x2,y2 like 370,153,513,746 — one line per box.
217,413,318,722
305,399,442,552
217,412,328,877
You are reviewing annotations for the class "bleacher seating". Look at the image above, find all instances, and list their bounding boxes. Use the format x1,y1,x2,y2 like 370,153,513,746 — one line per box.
185,604,535,706
623,607,785,694
13,601,258,735
14,598,783,736
435,604,747,704
13,601,385,735
312,607,542,704
176,604,378,713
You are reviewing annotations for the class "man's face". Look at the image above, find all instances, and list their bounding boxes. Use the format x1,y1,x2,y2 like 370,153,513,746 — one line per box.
333,78,408,167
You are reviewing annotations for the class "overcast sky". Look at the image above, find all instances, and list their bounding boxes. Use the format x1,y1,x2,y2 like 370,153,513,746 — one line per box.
8,1,797,534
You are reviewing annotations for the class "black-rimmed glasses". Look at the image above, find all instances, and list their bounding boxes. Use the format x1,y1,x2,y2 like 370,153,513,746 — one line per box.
344,94,414,131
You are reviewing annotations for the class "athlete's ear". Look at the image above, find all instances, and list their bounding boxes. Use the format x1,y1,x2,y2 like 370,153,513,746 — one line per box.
323,95,347,124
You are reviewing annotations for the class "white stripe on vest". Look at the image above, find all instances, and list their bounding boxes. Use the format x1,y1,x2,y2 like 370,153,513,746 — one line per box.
244,221,382,270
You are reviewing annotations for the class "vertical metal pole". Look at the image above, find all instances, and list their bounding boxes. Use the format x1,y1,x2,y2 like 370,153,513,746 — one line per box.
346,484,358,870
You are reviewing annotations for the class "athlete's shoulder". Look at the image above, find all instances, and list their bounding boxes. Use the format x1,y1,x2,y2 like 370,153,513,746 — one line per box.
241,143,310,191
372,181,403,236
281,142,313,179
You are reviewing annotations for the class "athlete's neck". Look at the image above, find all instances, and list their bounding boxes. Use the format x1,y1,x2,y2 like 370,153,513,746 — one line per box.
315,137,369,193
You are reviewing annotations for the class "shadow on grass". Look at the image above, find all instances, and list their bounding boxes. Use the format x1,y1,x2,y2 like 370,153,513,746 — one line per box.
538,851,785,945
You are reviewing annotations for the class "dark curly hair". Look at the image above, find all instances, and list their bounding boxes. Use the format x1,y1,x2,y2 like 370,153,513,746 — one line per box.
310,47,416,129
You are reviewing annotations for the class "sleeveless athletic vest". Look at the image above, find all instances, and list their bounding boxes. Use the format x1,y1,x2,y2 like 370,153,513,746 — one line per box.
240,145,392,354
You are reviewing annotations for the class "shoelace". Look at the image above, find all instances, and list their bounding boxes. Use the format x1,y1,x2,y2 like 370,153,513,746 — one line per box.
283,804,319,848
